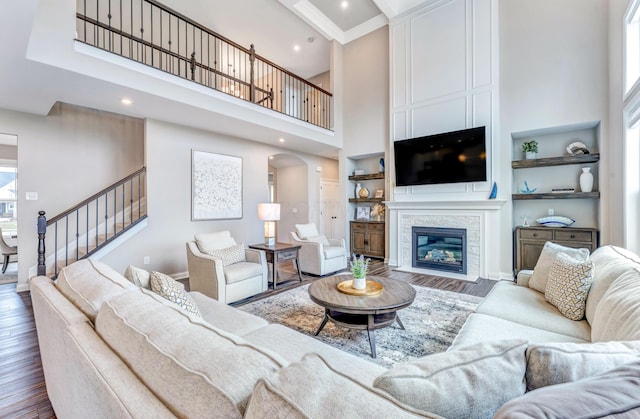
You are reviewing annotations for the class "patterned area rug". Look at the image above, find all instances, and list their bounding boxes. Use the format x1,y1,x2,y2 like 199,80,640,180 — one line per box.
240,283,482,368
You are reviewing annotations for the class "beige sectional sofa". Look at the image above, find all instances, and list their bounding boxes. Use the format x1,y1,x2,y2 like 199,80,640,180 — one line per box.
30,245,640,418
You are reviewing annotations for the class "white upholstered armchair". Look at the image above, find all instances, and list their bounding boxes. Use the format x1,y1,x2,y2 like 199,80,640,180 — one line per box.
289,223,347,276
186,231,268,304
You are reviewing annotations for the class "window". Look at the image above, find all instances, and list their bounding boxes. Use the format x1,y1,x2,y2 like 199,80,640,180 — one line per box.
0,165,17,237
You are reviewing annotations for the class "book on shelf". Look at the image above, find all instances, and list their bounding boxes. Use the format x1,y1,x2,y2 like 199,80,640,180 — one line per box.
551,188,575,193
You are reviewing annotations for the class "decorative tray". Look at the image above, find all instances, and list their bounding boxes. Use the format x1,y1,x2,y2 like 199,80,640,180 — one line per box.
337,280,383,296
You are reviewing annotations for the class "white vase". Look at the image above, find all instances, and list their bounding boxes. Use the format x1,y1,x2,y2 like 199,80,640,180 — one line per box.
525,151,537,160
355,183,362,199
580,167,594,192
352,276,366,290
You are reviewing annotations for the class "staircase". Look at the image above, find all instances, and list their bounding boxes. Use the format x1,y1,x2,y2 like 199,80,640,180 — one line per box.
36,168,147,278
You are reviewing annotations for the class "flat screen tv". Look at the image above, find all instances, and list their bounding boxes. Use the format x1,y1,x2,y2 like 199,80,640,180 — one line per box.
394,126,487,186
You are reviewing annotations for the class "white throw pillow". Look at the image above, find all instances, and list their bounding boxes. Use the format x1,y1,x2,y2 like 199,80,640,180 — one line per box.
305,234,330,246
373,340,528,419
205,243,246,266
195,231,237,253
529,242,590,293
295,223,320,240
545,252,595,321
124,265,151,289
150,271,202,317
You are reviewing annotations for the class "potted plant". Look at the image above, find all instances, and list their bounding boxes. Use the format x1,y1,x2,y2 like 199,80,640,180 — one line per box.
522,140,538,159
350,254,370,290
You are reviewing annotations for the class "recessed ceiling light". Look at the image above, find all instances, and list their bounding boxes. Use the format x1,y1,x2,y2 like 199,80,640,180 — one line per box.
279,138,285,143
341,1,349,9
293,44,300,52
121,98,133,105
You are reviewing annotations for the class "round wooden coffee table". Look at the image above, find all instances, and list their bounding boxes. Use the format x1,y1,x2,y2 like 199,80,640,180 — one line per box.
308,275,416,358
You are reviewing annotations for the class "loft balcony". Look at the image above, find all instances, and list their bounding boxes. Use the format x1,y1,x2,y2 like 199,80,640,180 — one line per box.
75,0,332,130
18,0,340,157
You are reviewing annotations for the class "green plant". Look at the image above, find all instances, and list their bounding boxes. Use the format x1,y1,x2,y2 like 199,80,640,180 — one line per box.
350,254,370,279
522,140,538,153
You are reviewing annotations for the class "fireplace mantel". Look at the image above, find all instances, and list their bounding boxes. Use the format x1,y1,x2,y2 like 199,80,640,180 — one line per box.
386,200,506,211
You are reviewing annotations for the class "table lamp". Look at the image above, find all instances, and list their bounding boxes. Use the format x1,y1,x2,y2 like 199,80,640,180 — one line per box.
258,203,280,245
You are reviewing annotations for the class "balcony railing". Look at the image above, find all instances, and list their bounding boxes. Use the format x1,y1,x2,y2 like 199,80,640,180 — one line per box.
76,0,332,129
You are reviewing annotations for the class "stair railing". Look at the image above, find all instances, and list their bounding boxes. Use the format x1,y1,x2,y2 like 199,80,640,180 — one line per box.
76,0,333,130
37,167,147,277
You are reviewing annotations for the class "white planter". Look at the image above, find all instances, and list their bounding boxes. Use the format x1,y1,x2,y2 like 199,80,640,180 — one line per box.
525,151,537,160
352,276,366,290
580,167,594,193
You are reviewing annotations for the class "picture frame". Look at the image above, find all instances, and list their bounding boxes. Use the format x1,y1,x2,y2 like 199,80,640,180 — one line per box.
374,189,384,199
192,150,243,220
356,206,370,221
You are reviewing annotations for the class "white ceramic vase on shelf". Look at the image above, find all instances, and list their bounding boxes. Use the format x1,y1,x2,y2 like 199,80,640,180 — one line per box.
580,167,594,193
355,183,362,199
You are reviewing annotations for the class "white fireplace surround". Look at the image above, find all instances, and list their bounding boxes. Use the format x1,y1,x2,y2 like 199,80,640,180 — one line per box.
387,200,506,281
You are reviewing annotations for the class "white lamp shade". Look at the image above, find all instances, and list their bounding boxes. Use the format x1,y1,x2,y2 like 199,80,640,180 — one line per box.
258,203,280,221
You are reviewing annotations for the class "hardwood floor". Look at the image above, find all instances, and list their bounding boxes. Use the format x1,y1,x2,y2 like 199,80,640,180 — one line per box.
1,260,497,417
0,283,54,418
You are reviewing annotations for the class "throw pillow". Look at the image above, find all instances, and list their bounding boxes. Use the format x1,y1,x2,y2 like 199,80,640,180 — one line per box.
150,271,201,317
124,265,151,289
295,223,320,240
194,231,237,253
525,341,640,391
373,339,528,419
545,252,595,321
305,234,330,246
494,360,640,419
529,242,590,293
205,243,246,266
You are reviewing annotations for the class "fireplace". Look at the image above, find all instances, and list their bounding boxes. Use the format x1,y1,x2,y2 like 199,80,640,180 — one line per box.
412,227,467,274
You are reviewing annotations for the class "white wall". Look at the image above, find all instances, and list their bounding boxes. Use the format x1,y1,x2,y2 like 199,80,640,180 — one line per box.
0,103,143,287
100,118,338,276
342,26,389,158
276,165,309,242
499,0,611,273
0,102,338,288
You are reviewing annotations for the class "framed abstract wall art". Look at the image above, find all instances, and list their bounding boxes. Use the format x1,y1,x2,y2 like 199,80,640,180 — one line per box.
192,150,243,220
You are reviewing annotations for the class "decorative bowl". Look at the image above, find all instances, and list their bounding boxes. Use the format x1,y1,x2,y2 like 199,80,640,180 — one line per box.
536,216,575,228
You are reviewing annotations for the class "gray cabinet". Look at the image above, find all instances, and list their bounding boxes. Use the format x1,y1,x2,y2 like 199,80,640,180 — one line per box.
515,226,598,272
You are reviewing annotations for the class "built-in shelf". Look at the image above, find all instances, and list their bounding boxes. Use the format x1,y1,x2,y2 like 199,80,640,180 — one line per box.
512,153,600,169
512,192,600,200
348,198,384,203
348,173,385,181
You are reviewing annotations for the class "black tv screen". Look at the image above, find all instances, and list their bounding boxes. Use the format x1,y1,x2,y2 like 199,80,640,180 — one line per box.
394,126,487,186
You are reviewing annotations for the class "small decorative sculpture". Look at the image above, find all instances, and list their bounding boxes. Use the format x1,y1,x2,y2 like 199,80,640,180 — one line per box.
519,181,537,194
379,158,385,173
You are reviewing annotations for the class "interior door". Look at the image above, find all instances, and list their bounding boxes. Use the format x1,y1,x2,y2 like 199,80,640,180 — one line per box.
319,180,343,240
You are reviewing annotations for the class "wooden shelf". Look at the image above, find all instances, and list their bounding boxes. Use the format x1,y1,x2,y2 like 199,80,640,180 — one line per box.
512,192,600,200
348,173,385,181
349,198,384,203
512,153,599,169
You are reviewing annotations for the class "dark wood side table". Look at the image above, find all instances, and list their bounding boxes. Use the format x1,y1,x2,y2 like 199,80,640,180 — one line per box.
248,242,302,289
